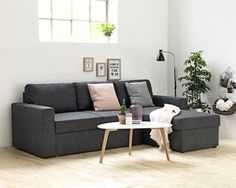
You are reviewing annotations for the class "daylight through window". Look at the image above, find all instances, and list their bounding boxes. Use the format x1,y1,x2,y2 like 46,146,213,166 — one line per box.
38,0,118,43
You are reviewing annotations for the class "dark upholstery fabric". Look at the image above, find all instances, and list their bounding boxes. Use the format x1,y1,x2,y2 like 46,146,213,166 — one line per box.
142,129,159,147
113,80,131,106
12,103,56,158
55,111,119,133
87,110,119,118
74,81,113,110
12,79,221,158
56,129,142,156
172,110,220,131
114,79,154,107
142,107,220,131
73,82,94,110
153,95,188,110
24,83,77,113
169,127,219,152
142,106,160,121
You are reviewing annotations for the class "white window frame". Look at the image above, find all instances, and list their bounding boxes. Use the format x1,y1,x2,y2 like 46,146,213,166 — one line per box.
39,0,117,43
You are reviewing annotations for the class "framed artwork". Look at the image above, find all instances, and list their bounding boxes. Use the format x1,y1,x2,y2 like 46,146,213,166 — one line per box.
83,57,94,72
96,63,106,77
107,59,121,80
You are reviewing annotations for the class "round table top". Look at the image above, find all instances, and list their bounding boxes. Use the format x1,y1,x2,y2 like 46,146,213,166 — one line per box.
97,121,172,130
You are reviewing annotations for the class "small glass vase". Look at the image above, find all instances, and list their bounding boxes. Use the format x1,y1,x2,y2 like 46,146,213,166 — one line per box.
130,103,143,124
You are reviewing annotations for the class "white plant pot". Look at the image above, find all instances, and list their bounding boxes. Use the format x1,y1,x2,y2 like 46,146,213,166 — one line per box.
106,36,111,43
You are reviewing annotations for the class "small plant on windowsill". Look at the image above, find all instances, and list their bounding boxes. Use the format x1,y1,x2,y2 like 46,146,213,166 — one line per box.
100,22,116,38
118,99,126,124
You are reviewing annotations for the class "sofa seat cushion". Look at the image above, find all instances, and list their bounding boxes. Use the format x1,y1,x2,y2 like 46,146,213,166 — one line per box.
172,110,220,131
55,111,119,134
142,106,160,121
87,110,119,118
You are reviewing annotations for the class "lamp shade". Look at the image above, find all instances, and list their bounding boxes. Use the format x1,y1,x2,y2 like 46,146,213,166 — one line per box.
156,50,165,61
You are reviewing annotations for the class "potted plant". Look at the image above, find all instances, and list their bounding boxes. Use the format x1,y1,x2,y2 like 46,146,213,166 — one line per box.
100,22,116,42
118,98,126,124
178,51,212,113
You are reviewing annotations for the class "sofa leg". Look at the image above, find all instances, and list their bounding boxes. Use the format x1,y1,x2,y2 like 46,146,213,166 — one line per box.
212,146,217,148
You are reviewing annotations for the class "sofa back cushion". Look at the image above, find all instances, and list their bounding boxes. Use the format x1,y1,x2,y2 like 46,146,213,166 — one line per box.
114,79,153,107
74,81,113,110
24,83,77,113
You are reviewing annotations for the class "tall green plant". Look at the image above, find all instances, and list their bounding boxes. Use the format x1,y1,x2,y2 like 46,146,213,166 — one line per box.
178,51,212,113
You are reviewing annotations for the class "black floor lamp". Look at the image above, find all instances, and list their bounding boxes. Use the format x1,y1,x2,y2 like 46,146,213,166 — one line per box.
156,50,177,97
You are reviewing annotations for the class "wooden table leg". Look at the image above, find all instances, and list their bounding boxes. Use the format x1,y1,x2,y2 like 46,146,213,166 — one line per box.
99,129,110,163
129,129,133,155
160,128,170,161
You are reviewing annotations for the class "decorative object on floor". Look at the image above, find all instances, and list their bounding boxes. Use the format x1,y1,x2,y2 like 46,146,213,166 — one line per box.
107,59,121,80
83,57,94,72
130,103,143,124
118,99,126,124
157,49,177,97
178,51,212,113
100,22,116,37
96,63,106,77
219,67,236,102
213,98,236,115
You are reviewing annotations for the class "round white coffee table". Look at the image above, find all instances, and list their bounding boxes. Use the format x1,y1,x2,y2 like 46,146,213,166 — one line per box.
97,121,172,163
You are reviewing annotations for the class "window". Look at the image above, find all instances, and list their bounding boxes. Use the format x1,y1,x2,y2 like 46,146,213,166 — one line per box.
38,0,118,43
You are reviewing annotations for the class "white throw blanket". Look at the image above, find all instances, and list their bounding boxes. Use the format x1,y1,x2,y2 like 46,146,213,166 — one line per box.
149,104,181,151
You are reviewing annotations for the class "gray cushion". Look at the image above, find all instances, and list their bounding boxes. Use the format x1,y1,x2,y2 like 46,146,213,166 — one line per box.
125,82,154,107
24,83,77,113
114,79,154,107
55,111,119,133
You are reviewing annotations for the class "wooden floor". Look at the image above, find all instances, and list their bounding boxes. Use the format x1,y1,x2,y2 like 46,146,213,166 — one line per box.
0,140,236,188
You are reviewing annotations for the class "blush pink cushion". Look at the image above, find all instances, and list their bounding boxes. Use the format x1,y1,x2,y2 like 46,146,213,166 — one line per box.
88,83,120,111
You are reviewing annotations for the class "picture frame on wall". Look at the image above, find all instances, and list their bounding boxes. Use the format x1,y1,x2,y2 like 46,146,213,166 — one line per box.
107,59,121,80
96,63,106,77
83,57,94,72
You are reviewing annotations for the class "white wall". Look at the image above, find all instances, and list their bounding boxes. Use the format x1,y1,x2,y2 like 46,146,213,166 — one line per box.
168,0,236,139
0,0,168,147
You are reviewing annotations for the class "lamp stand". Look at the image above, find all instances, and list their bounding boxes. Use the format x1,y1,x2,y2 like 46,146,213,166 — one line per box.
162,51,177,97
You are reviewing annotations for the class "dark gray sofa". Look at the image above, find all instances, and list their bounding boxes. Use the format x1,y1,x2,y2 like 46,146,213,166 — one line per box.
12,79,220,158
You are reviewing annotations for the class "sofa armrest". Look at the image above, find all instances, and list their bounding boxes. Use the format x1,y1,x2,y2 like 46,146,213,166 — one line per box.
12,103,56,158
153,95,188,110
